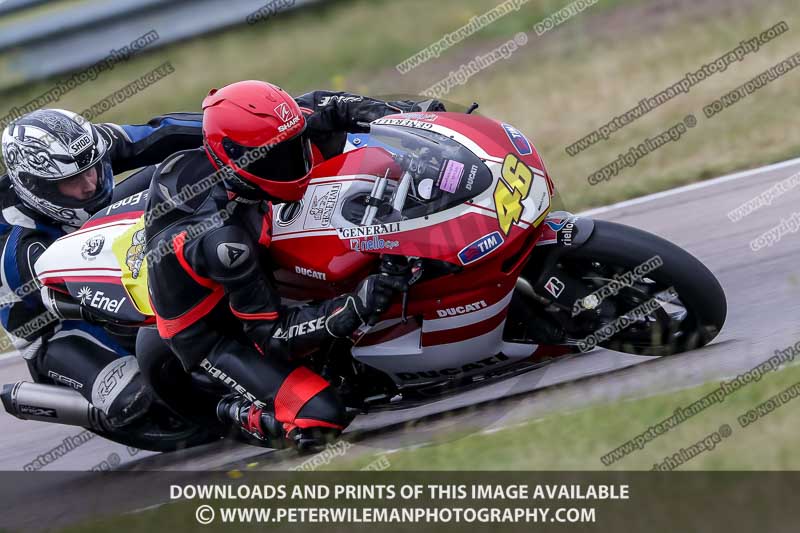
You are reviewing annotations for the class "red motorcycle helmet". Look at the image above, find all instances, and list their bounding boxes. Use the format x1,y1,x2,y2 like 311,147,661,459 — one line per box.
202,80,312,202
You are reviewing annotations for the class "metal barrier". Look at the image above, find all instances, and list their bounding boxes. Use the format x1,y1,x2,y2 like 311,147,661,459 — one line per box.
0,0,318,91
0,0,50,17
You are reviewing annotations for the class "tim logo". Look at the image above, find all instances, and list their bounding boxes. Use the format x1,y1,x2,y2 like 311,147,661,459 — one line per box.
274,102,294,123
501,123,532,156
458,231,504,265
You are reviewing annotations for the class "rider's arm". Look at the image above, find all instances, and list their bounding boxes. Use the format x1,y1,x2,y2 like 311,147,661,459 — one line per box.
97,112,203,174
0,229,59,357
183,225,353,360
294,91,445,133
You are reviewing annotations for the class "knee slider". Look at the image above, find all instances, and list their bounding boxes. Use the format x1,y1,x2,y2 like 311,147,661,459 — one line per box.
106,373,153,428
92,356,153,428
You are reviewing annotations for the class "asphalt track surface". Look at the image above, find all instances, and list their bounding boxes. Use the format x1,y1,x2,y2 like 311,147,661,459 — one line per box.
1,156,799,475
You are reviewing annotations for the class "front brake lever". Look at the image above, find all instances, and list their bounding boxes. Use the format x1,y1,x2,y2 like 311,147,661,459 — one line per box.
400,258,424,324
365,256,419,327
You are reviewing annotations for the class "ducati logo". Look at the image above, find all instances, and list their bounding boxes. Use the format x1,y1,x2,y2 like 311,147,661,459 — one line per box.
274,102,294,123
436,300,488,317
217,242,250,268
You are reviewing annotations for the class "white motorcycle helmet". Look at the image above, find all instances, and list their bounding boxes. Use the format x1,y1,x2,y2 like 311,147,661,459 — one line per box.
1,109,114,228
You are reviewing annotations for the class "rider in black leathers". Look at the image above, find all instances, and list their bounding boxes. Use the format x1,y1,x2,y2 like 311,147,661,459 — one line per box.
143,82,443,448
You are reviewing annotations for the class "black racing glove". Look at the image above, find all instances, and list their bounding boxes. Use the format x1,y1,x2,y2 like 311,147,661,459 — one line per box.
414,99,447,112
353,99,447,131
325,272,409,338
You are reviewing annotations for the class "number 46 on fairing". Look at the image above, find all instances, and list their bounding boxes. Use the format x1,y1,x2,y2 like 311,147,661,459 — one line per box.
494,153,534,235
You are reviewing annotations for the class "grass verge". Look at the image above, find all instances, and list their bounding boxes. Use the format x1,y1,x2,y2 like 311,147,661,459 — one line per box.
328,362,800,470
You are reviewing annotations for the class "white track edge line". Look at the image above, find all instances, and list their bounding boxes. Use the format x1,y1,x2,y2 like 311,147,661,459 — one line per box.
578,156,800,217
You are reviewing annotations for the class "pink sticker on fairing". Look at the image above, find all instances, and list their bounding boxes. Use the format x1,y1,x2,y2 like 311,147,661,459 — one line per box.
438,160,465,193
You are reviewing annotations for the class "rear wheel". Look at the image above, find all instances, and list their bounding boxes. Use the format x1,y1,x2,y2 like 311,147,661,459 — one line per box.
91,399,218,453
137,332,228,434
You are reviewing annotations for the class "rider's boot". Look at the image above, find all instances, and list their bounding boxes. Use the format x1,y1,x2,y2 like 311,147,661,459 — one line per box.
216,394,345,451
216,395,288,448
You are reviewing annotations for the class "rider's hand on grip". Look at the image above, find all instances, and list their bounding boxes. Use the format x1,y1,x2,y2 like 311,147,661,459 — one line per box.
416,99,446,112
362,271,409,325
364,256,410,325
324,262,409,338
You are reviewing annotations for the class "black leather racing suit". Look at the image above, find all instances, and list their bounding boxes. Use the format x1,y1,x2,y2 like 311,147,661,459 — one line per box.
144,92,440,441
0,113,202,427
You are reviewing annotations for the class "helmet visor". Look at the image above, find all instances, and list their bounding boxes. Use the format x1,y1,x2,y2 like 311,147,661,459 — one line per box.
223,134,312,183
34,161,110,209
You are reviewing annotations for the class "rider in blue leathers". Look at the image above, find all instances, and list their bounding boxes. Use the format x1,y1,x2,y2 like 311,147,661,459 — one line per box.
0,108,201,427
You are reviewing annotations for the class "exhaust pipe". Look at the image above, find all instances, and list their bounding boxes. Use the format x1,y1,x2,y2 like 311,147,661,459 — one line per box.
1,381,110,431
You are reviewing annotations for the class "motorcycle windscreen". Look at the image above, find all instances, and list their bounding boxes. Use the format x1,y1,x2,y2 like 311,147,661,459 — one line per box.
366,124,493,219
